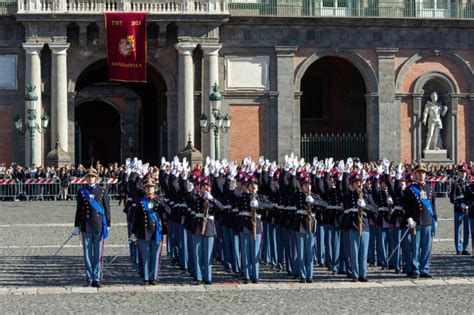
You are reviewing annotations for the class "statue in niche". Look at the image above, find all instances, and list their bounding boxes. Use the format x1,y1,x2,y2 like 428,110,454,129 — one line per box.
422,91,448,151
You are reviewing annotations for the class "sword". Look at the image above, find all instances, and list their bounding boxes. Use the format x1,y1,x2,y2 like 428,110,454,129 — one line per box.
387,227,411,263
52,234,75,257
102,239,131,275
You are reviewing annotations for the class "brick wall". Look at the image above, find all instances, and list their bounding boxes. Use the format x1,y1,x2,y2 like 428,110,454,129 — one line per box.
0,105,13,164
457,99,468,163
229,105,264,162
400,99,412,162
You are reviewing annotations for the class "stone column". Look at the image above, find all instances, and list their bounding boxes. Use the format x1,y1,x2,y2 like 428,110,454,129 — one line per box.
412,93,423,161
275,46,299,161
376,48,399,161
175,42,197,150
201,43,221,159
365,92,379,161
23,42,44,166
50,43,70,153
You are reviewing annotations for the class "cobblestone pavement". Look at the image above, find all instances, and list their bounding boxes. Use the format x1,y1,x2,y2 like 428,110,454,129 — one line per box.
0,198,472,313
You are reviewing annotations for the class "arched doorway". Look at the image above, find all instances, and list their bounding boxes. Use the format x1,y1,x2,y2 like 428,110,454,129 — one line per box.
75,101,121,165
300,56,367,160
74,60,167,166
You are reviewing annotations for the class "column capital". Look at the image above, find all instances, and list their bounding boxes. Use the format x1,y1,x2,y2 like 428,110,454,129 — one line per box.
175,42,197,55
49,43,70,55
376,47,399,58
200,43,222,56
275,46,298,57
22,42,44,54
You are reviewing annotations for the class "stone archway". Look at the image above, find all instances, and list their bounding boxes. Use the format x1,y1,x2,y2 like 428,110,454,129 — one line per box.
72,58,170,165
296,51,377,160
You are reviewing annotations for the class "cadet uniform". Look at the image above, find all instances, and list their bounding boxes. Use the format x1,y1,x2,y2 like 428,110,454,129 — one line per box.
343,172,377,282
131,178,165,285
449,165,471,255
404,163,437,278
73,168,111,288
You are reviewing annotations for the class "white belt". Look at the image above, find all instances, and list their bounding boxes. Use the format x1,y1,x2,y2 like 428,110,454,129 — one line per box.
455,195,465,200
195,213,204,218
394,206,403,211
239,212,250,216
232,208,239,213
327,205,342,210
345,208,359,214
296,210,308,215
132,203,137,207
169,201,175,205
378,207,389,212
191,211,196,215
175,203,186,207
286,206,296,211
223,205,232,210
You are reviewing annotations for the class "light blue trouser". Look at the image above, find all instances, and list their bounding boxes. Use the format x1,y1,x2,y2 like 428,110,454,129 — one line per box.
284,227,293,273
138,239,162,281
349,229,369,279
368,225,376,264
411,225,433,275
186,229,194,277
389,227,402,270
192,234,214,282
297,232,315,280
315,223,325,265
328,226,340,272
231,229,241,273
268,223,278,267
289,230,298,275
376,226,389,267
178,224,188,270
82,232,104,282
454,212,470,252
341,229,351,274
240,232,262,280
262,222,269,262
470,219,474,252
222,226,233,269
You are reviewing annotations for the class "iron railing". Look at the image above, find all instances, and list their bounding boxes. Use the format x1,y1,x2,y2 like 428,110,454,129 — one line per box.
301,132,368,162
228,0,474,19
0,0,16,15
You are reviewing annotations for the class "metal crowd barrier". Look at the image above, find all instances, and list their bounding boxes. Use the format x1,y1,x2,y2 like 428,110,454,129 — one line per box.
22,178,60,201
0,179,21,200
67,178,121,200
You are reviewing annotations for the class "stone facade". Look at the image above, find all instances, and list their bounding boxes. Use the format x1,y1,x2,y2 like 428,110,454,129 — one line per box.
0,13,473,165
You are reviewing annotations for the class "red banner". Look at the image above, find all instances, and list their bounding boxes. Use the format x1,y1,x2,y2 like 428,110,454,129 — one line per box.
105,12,147,82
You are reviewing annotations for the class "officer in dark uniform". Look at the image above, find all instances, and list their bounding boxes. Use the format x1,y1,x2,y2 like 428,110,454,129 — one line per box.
404,163,437,278
449,164,471,255
72,167,111,288
464,174,474,256
130,178,166,285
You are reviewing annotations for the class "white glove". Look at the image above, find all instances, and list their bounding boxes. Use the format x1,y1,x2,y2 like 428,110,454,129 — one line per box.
345,158,353,173
130,234,137,242
336,160,345,173
376,164,384,176
383,158,390,174
306,195,314,203
387,196,394,205
203,191,213,201
229,179,237,191
72,227,80,235
407,217,416,229
250,200,259,208
357,199,366,208
187,181,194,192
461,203,469,210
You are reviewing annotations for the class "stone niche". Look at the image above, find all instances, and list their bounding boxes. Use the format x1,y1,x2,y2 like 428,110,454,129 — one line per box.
412,72,457,164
